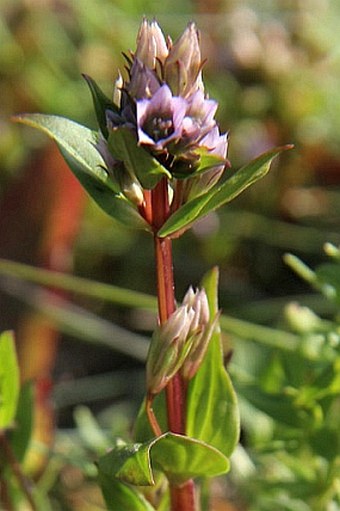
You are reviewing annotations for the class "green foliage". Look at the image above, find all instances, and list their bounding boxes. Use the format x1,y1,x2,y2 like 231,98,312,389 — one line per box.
158,145,292,238
229,244,340,511
9,382,34,462
98,433,229,487
13,114,149,230
186,268,240,458
83,74,118,139
99,473,156,511
0,330,20,430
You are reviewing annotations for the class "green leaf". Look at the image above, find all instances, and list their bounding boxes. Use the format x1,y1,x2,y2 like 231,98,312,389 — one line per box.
68,170,148,230
186,268,240,458
83,74,118,138
99,473,156,511
14,114,149,230
150,433,229,484
98,433,229,487
0,331,20,429
108,127,171,189
172,147,226,179
158,145,292,237
14,113,110,185
9,382,34,462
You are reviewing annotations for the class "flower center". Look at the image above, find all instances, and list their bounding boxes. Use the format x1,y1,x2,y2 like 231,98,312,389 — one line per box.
143,115,174,142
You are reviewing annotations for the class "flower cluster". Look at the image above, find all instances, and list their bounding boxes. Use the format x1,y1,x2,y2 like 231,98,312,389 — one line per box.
91,19,229,219
146,286,217,395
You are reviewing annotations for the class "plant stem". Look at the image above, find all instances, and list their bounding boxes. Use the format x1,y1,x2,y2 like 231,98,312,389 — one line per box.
0,430,38,511
151,178,198,511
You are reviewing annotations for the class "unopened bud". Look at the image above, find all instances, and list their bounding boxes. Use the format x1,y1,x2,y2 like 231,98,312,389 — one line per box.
146,305,195,395
113,164,144,206
164,22,203,97
146,286,214,394
135,19,168,69
181,312,220,380
127,59,160,100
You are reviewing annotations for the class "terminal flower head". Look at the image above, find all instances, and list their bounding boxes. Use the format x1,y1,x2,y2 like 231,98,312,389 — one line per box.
83,18,229,228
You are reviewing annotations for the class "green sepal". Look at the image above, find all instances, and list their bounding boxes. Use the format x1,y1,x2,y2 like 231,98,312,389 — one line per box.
0,331,20,430
83,74,119,138
98,432,229,487
99,472,156,511
14,114,149,230
172,147,226,179
108,126,171,189
8,381,34,462
158,145,293,237
186,268,240,458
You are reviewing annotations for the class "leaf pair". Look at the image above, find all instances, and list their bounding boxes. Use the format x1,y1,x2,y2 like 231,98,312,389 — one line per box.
14,106,292,236
98,433,229,511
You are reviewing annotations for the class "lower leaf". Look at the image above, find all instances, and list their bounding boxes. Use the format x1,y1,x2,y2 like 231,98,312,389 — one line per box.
98,433,229,489
99,473,156,511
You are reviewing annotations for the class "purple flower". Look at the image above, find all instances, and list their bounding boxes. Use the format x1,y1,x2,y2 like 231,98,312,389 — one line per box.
180,89,218,146
127,59,161,100
185,127,229,200
136,84,188,150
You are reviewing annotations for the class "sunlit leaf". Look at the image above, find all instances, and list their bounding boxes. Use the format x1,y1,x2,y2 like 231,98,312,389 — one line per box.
9,382,34,462
158,145,292,237
83,74,118,138
98,433,229,487
150,433,229,484
0,331,20,429
14,114,149,230
186,268,240,458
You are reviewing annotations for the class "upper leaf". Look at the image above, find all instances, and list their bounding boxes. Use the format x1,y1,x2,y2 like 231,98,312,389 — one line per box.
158,145,293,237
186,268,240,458
83,74,119,138
0,331,20,430
14,114,149,230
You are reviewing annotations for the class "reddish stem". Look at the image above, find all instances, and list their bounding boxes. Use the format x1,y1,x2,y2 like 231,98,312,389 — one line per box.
150,178,198,511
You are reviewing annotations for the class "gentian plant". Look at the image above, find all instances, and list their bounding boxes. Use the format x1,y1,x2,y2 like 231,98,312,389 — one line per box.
14,19,291,511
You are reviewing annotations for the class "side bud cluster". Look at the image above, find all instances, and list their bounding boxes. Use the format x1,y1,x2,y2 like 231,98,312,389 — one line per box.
146,287,217,395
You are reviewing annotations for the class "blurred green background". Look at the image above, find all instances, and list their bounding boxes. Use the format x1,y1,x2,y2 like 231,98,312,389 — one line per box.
0,1,340,510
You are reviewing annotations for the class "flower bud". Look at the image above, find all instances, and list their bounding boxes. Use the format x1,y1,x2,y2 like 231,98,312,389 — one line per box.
146,286,214,394
164,22,203,97
113,160,144,206
127,59,160,100
181,312,220,380
146,305,195,395
135,19,168,69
